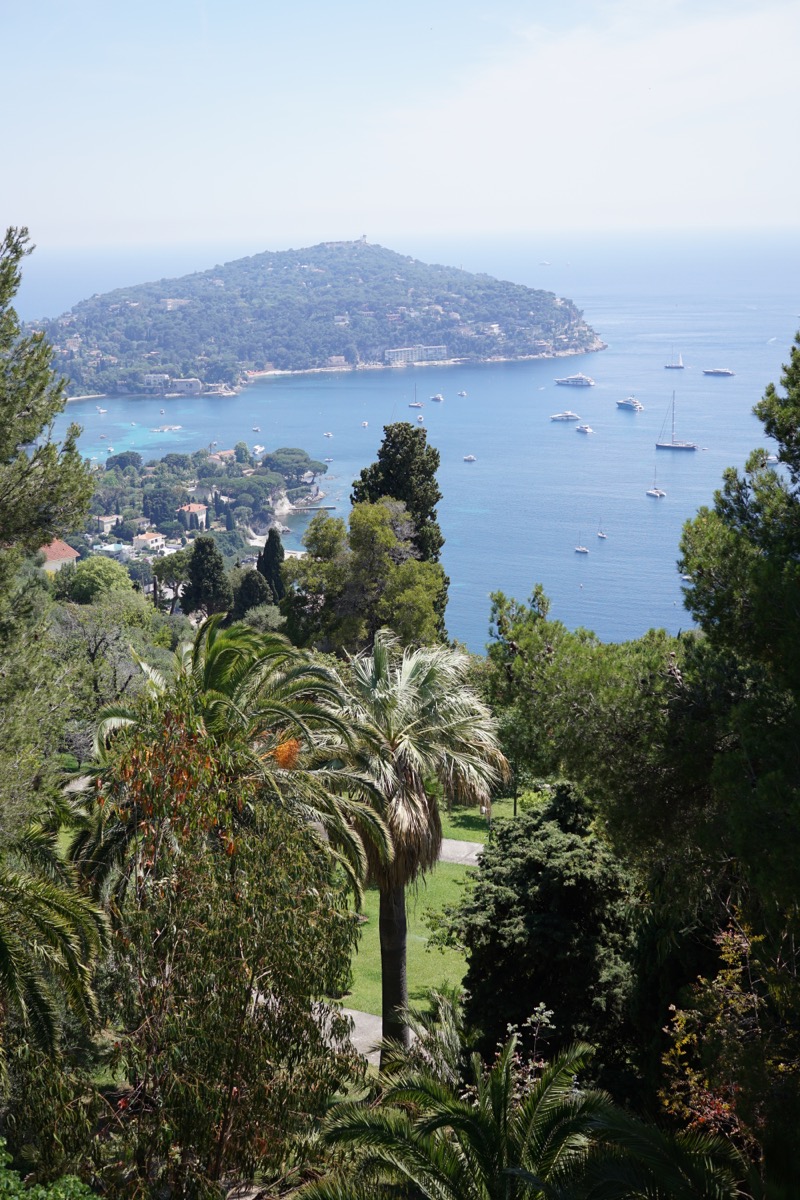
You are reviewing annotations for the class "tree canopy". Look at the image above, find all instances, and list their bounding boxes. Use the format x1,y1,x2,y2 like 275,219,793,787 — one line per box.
0,228,93,591
352,422,445,563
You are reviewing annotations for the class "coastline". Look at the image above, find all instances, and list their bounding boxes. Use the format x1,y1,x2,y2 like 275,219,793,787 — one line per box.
65,343,608,403
243,340,608,383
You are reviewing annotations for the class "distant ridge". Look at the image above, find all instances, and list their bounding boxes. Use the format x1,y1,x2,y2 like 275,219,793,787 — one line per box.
34,240,605,394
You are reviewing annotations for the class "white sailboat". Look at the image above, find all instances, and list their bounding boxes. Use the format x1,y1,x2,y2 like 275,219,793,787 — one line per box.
656,392,697,451
575,534,589,554
665,348,684,369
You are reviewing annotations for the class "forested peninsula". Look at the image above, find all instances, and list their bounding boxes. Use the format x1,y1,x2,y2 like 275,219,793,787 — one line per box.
31,239,604,394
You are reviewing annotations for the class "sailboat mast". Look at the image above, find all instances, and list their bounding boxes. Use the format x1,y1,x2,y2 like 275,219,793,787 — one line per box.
672,391,676,444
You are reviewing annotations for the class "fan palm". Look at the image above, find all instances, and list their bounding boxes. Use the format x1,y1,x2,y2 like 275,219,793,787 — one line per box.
341,630,507,1062
70,617,389,901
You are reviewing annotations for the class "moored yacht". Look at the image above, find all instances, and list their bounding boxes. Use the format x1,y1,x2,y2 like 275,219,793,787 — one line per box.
703,367,735,376
550,410,580,421
656,392,697,451
617,395,643,411
555,373,595,386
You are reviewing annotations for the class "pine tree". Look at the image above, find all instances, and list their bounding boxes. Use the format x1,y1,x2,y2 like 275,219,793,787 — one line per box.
351,422,444,562
0,227,93,592
256,527,285,600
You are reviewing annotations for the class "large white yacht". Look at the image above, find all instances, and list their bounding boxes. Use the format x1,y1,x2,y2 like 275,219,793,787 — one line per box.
555,373,595,386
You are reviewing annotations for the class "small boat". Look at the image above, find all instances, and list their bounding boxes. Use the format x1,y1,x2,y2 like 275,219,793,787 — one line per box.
252,426,261,432
617,396,643,411
324,431,333,437
555,373,595,387
576,424,593,434
361,421,368,427
417,415,424,422
430,393,444,402
646,467,666,498
656,392,697,451
409,401,424,408
665,350,684,370
106,447,114,453
703,368,735,376
130,422,136,426
96,406,108,413
463,454,477,462
253,444,265,455
99,434,108,439
575,541,589,554
550,410,580,421
457,390,467,397
324,456,334,462
160,408,166,414
597,530,607,539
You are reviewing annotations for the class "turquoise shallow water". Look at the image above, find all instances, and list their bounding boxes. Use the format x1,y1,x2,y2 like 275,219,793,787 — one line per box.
50,231,800,651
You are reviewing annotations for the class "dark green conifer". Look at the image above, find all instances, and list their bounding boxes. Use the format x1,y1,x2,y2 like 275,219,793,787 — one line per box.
181,535,233,616
256,527,285,600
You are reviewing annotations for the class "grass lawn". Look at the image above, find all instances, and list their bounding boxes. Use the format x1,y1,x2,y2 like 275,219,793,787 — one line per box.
439,795,518,842
346,862,472,1016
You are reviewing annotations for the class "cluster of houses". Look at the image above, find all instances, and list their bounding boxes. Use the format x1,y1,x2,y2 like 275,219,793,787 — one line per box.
39,502,211,575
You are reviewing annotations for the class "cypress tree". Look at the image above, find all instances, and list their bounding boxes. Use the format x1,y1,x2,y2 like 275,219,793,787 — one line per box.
181,536,233,616
257,527,285,601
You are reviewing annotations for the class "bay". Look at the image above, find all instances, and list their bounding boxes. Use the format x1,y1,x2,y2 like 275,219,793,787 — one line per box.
50,230,800,651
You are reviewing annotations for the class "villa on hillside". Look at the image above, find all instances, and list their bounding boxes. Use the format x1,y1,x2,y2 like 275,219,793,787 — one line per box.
177,502,208,529
133,530,166,554
39,539,80,572
96,514,122,535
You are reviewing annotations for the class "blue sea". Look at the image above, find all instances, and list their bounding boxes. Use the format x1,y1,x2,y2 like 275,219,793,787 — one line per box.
39,230,800,652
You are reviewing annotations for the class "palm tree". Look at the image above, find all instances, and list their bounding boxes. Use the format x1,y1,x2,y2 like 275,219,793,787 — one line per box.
303,1038,615,1200
0,825,106,1070
303,1033,746,1200
341,630,507,1062
70,617,389,901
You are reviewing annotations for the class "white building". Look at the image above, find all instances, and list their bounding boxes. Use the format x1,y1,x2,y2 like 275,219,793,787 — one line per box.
133,530,166,553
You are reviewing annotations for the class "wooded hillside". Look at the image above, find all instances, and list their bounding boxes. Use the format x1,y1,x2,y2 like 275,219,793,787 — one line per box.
34,240,604,392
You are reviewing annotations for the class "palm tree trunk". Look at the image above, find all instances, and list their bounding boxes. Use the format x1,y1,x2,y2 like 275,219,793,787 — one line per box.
379,883,409,1065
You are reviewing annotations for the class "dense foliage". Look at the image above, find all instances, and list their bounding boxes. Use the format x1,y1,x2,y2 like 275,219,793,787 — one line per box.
283,499,448,652
33,241,602,391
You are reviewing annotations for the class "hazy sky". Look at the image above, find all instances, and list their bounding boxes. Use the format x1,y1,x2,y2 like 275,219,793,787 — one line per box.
4,0,799,251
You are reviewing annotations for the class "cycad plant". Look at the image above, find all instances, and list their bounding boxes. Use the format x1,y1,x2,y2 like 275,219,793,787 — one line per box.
303,1030,747,1200
341,630,507,1062
304,1038,613,1200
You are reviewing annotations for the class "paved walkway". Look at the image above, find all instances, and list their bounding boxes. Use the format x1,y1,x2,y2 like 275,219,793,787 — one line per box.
439,836,484,865
345,837,482,1065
